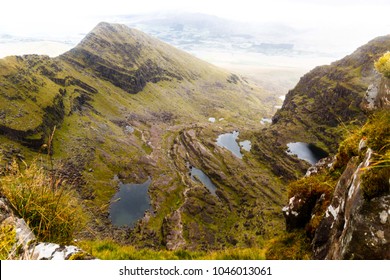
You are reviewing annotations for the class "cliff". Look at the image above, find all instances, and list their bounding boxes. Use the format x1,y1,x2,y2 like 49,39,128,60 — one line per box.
282,76,390,259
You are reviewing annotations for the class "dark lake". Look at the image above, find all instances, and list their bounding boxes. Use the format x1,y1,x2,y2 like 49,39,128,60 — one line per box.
109,178,152,228
286,142,328,165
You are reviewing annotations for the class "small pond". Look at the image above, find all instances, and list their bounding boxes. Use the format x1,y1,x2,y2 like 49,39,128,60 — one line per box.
190,167,217,195
216,131,251,159
239,140,251,152
109,177,152,228
260,118,272,125
286,142,328,165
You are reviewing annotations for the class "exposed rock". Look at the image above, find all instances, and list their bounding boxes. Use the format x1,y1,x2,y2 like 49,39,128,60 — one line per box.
0,197,94,260
312,148,390,259
377,77,390,109
28,243,88,260
364,84,378,110
305,156,335,177
161,210,186,250
362,77,390,111
282,194,319,231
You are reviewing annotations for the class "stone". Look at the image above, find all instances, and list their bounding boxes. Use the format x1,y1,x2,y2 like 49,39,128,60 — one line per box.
162,210,186,250
0,197,94,260
282,194,318,231
14,218,36,249
313,149,390,259
28,243,83,260
380,210,388,224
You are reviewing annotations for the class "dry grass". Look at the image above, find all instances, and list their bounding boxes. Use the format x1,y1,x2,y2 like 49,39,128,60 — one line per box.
0,160,87,245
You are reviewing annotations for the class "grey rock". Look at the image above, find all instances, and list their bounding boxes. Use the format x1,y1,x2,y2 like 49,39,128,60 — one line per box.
313,149,390,259
28,243,83,260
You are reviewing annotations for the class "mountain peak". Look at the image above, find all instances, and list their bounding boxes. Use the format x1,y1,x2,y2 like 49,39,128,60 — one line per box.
60,22,210,94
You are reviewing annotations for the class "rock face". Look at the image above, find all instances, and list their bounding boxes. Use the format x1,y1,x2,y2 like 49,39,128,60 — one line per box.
162,210,186,250
281,70,390,259
312,149,389,259
271,35,390,152
282,156,334,231
0,197,93,260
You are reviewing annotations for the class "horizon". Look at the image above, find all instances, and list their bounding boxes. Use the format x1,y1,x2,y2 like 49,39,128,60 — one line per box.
1,1,389,76
1,1,389,49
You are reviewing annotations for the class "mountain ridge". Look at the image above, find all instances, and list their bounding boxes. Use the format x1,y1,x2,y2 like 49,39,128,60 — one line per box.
0,23,388,258
0,22,284,252
270,34,390,152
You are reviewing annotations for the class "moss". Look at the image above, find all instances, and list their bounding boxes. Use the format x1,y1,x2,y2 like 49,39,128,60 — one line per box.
68,251,93,260
265,230,312,260
333,129,361,169
375,52,390,78
361,166,390,199
287,171,336,201
0,224,16,260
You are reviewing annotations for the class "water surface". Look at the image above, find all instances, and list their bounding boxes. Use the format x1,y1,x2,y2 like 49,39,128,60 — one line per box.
109,178,152,227
239,140,252,152
216,131,243,158
216,131,251,158
260,118,272,125
286,142,328,165
190,167,217,195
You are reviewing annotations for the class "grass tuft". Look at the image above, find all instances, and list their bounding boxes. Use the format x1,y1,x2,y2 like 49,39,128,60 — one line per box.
0,160,87,244
265,230,312,260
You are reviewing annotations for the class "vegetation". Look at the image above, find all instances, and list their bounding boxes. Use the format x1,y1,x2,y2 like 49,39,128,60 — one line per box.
286,169,338,235
334,110,390,199
0,224,16,259
0,160,87,244
265,231,312,260
375,52,390,78
360,111,390,199
78,239,266,260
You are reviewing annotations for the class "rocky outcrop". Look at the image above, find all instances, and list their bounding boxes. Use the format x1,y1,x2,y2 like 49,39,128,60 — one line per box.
0,197,94,260
282,156,335,231
272,35,390,152
362,77,390,111
312,148,389,259
161,210,186,250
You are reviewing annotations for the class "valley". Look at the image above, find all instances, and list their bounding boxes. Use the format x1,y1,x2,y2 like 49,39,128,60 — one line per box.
0,22,389,260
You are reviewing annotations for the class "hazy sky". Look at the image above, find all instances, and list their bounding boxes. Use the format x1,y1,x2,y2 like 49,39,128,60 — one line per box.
1,0,389,34
0,0,389,58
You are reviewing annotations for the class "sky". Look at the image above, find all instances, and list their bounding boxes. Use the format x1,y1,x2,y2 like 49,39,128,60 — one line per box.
0,0,389,59
1,0,389,35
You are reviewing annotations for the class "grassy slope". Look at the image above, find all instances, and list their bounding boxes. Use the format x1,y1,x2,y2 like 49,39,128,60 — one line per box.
0,23,286,253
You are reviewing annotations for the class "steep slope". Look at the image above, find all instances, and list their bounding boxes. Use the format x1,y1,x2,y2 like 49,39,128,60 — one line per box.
268,42,390,260
0,23,285,251
271,35,390,152
248,35,390,185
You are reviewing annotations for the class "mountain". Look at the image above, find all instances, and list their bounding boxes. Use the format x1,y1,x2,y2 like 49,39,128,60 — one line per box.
270,35,390,152
0,22,284,251
264,37,390,260
0,22,388,259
